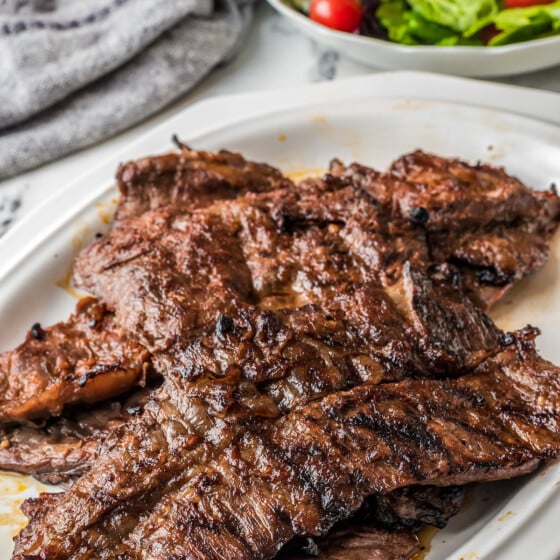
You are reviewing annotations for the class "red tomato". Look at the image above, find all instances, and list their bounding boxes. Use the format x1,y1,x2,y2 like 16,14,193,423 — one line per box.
309,0,363,32
503,0,553,7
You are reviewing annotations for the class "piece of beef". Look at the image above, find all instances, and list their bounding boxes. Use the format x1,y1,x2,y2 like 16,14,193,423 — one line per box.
74,174,499,382
4,150,560,558
9,259,498,559
0,387,152,486
13,331,560,560
0,149,292,427
0,425,97,488
330,151,560,308
2,151,556,426
11,159,556,559
114,146,294,222
368,485,465,531
280,528,420,560
280,485,464,559
389,151,559,232
110,337,552,560
0,298,150,423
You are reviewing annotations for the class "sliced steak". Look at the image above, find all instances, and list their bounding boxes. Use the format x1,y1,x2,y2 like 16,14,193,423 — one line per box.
4,150,560,559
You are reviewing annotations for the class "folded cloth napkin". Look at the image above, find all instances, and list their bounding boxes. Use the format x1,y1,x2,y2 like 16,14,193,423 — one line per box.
0,0,251,179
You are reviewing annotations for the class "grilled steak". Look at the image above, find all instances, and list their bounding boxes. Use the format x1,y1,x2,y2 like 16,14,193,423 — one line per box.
0,148,292,426
0,386,152,486
281,485,464,559
0,298,150,423
1,149,555,426
114,147,294,222
3,149,560,559
14,263,490,558
74,167,508,378
330,151,560,308
12,331,560,560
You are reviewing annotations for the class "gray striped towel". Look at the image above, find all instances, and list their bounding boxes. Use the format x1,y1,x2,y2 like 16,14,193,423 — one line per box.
0,0,252,178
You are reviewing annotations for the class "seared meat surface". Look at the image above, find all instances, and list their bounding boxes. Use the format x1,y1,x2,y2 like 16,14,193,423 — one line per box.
331,151,560,308
0,298,150,423
281,485,464,559
75,173,502,385
13,333,560,560
2,148,560,560
0,148,556,428
0,149,292,426
115,148,293,222
0,386,153,486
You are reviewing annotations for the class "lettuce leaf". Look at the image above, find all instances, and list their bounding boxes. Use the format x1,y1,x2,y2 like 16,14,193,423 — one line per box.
490,1,560,46
377,0,419,44
376,0,467,44
406,10,459,42
407,0,499,32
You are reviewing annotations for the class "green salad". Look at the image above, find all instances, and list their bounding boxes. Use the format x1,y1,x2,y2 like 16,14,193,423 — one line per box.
291,0,560,47
377,0,560,46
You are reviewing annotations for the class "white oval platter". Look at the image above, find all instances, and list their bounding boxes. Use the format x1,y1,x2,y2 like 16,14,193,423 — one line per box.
1,73,560,559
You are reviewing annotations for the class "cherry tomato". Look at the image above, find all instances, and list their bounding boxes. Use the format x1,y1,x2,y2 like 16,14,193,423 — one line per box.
309,0,363,33
503,0,553,7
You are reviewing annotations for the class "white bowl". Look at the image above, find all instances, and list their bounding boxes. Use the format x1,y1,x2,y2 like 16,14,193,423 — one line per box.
267,0,560,77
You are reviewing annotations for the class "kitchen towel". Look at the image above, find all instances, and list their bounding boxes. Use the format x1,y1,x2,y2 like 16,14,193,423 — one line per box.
0,0,251,179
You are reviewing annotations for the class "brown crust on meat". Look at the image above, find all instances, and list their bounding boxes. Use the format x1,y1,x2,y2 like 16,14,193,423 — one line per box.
0,298,150,423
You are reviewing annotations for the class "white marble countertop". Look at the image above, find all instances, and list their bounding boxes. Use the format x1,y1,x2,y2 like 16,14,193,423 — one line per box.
2,1,560,236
